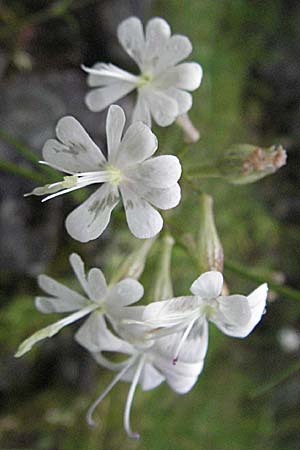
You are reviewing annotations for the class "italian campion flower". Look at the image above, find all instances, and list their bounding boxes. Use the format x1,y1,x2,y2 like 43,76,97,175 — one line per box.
26,105,181,241
83,16,203,127
140,271,268,363
15,253,144,357
76,311,208,439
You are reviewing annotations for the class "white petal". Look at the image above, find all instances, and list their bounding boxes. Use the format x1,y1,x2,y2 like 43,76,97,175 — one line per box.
69,253,92,298
247,283,268,310
153,320,208,394
128,155,182,189
37,274,87,307
139,362,165,391
155,63,203,91
115,121,157,168
114,305,152,348
117,16,145,69
156,35,192,72
190,271,224,298
143,17,171,70
143,296,200,330
69,254,108,303
43,117,106,173
106,105,126,164
75,312,132,353
35,295,87,314
144,88,178,126
120,184,163,239
88,268,108,303
132,182,181,210
107,279,144,308
65,184,119,242
163,88,192,115
240,283,268,337
85,82,135,112
212,295,252,337
132,92,151,126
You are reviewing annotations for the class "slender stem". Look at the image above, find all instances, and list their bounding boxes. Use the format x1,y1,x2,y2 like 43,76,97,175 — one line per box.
250,359,300,398
0,129,55,176
0,128,39,163
177,145,190,159
185,164,221,179
0,159,46,183
224,259,300,302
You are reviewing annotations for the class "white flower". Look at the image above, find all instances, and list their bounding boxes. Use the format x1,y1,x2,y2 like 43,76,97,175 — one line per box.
26,105,181,241
83,16,203,127
15,253,143,357
76,311,207,439
140,271,268,362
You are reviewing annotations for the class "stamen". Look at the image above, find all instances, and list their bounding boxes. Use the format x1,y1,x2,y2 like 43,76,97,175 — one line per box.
172,318,197,365
41,184,83,202
86,359,134,427
62,175,78,188
123,355,145,440
81,64,139,84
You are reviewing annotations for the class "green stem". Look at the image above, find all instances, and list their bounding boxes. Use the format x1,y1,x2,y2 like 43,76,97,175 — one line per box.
177,145,190,159
186,164,221,179
0,129,57,177
0,159,46,183
0,128,39,164
250,359,300,398
224,259,300,302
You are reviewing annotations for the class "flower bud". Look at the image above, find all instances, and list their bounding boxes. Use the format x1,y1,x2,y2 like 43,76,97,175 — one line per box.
110,238,156,283
218,144,287,185
198,193,224,272
151,234,175,300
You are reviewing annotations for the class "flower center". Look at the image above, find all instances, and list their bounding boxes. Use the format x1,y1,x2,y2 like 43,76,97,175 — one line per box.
137,72,153,87
105,164,123,186
201,299,218,319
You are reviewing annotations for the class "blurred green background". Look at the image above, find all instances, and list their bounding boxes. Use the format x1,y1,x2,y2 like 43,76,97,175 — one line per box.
0,1,300,449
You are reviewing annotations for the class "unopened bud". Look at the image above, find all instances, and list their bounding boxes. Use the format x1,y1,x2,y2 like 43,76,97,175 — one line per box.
176,113,200,144
198,193,224,272
151,234,175,301
110,238,156,284
218,144,287,185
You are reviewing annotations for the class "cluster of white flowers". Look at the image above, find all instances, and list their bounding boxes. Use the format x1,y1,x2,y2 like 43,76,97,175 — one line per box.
16,254,267,438
17,16,270,439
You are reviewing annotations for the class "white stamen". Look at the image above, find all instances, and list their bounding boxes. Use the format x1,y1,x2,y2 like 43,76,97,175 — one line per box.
39,160,76,175
172,318,197,365
86,359,134,427
123,355,145,440
41,171,114,202
81,64,139,84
